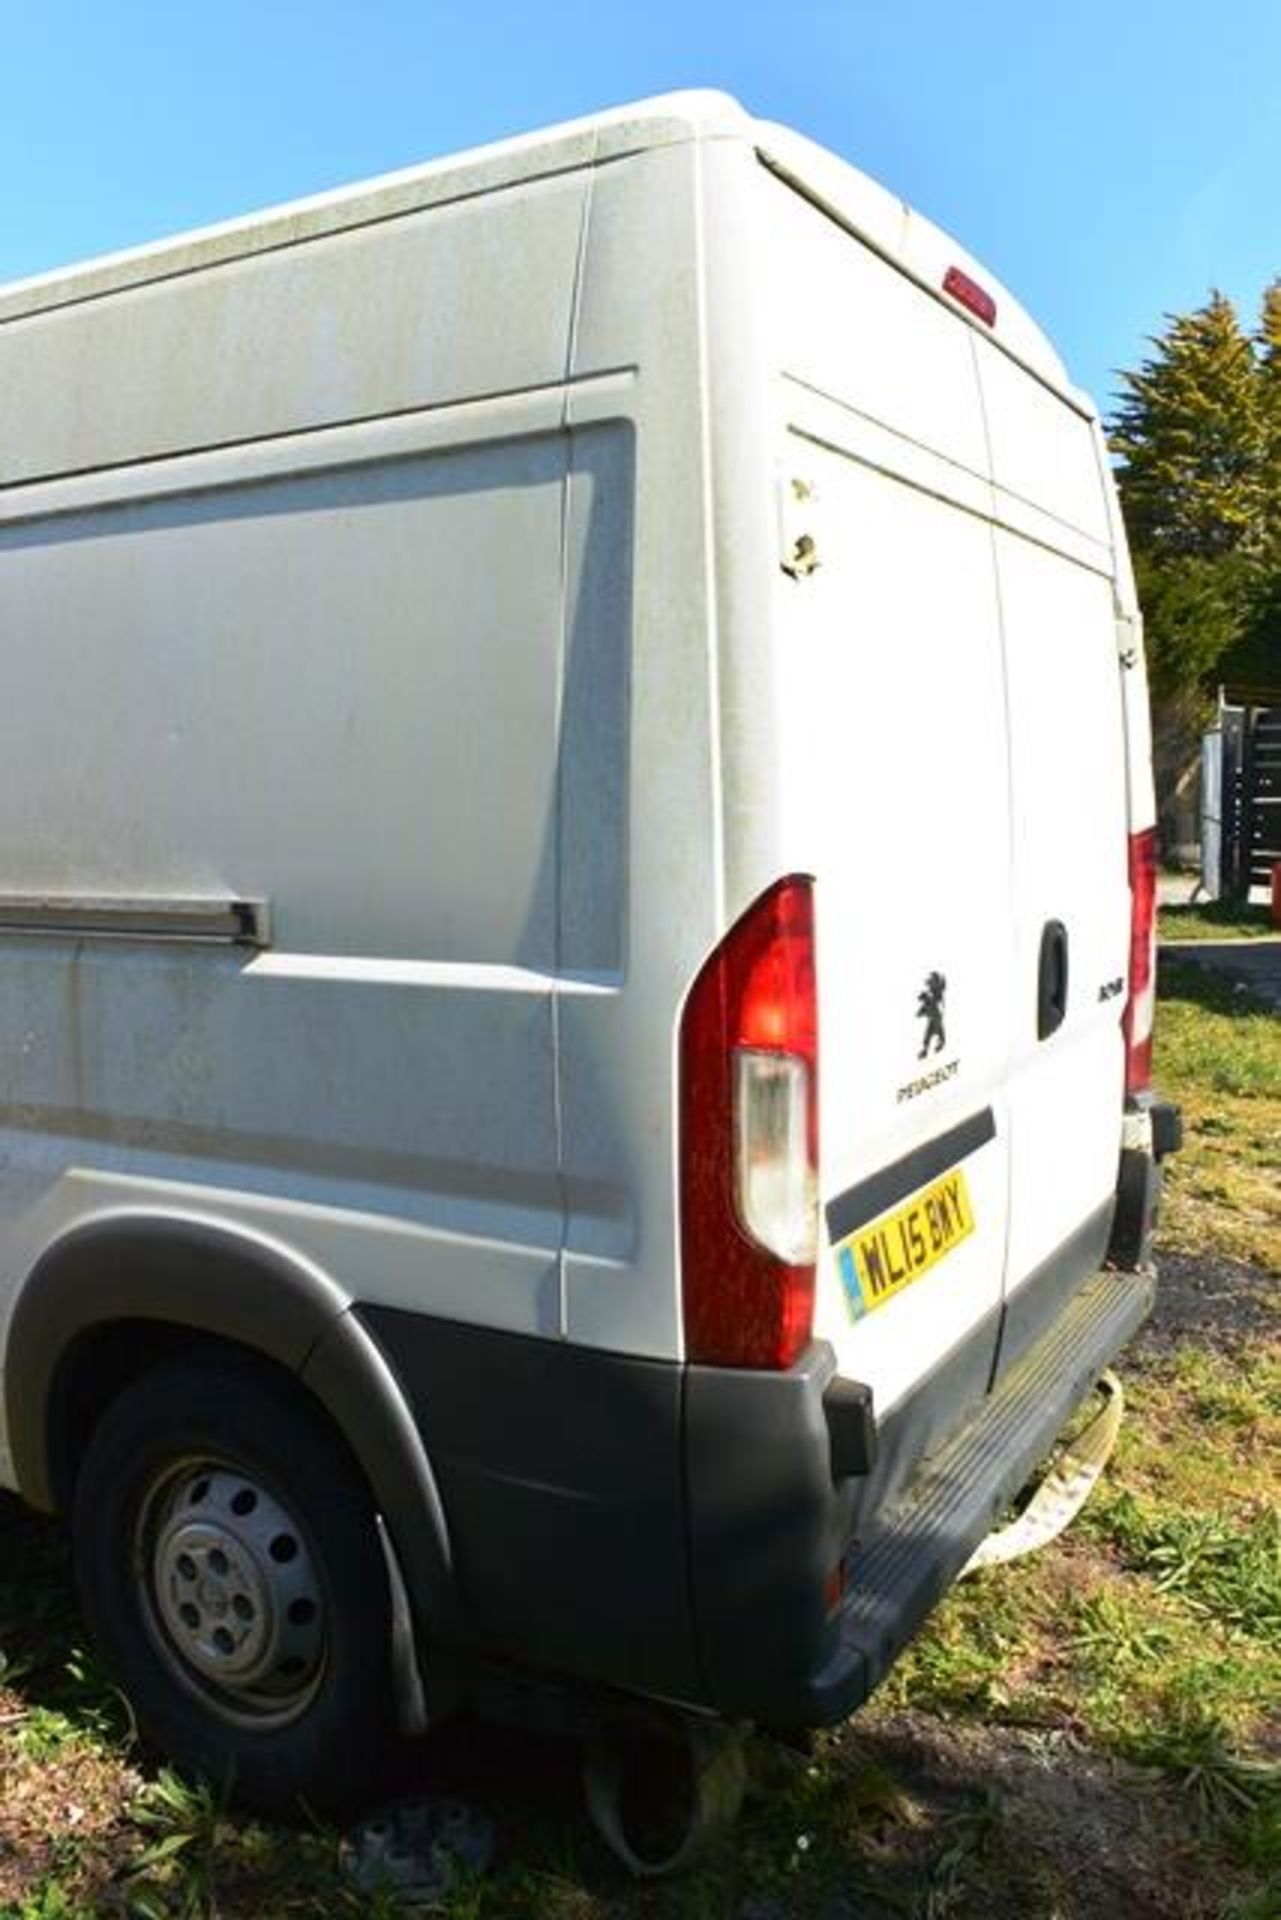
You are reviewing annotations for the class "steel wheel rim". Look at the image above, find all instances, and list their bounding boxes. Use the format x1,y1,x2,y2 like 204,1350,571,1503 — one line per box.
136,1457,328,1728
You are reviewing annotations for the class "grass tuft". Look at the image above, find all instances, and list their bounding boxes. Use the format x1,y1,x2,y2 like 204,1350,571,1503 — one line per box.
1091,1494,1281,1639
1117,1696,1280,1829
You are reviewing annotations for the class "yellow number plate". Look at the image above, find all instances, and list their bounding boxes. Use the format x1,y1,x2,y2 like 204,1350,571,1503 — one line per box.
835,1169,975,1321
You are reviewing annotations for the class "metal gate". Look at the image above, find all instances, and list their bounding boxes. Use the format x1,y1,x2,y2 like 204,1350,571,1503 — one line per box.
1220,693,1281,900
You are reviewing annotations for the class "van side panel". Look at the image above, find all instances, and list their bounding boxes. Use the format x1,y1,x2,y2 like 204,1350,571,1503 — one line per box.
3,431,568,966
0,169,607,1493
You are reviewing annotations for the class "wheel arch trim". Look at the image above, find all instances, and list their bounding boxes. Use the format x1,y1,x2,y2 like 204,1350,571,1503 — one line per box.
5,1211,460,1680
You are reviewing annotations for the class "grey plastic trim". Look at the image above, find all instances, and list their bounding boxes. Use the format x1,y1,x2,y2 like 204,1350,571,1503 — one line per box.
685,1338,851,1721
685,1201,1133,1726
0,895,269,946
822,1375,877,1478
356,1305,702,1707
1107,1150,1162,1273
302,1307,463,1693
7,1216,339,1509
1151,1100,1182,1161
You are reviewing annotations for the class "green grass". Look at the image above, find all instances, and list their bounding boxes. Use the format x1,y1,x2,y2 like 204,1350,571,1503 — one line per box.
882,1334,1281,1912
1154,961,1281,1271
1158,899,1276,943
1157,960,1280,1099
869,963,1281,1916
0,958,1276,1918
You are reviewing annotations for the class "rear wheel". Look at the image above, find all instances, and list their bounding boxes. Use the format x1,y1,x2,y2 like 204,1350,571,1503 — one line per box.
71,1355,402,1815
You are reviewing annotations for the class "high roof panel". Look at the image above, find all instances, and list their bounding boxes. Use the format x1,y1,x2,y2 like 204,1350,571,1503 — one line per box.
0,92,748,324
754,121,1076,401
0,89,1086,411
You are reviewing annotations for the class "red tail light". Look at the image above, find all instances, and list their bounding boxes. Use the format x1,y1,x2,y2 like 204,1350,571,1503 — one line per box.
1123,827,1157,1097
680,876,819,1370
943,264,997,327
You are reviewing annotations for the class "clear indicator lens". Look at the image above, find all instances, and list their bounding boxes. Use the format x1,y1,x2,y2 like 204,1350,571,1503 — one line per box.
733,1049,818,1263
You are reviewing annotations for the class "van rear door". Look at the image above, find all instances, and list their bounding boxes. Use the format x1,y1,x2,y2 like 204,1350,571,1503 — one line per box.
783,433,1014,1423
761,172,1015,1430
976,348,1131,1372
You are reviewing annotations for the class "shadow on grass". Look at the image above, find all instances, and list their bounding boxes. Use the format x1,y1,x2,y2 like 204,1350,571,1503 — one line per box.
1,1472,1273,1918
0,1495,622,1915
1158,952,1276,1011
0,1495,1124,1919
0,1492,122,1730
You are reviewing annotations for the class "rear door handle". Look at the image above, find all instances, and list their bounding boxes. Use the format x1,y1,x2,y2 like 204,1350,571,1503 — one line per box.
1037,920,1069,1040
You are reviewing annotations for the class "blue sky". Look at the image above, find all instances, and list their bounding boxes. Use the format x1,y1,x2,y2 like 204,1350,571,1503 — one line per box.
2,1,1278,415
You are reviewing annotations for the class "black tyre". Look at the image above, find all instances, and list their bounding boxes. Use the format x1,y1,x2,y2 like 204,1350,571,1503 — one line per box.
71,1353,402,1816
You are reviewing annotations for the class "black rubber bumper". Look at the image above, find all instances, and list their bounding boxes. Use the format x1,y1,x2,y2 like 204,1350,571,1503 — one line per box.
363,1234,1155,1732
813,1267,1155,1724
687,1268,1154,1729
684,1341,863,1724
1152,1101,1183,1159
1107,1098,1182,1272
361,1306,878,1722
356,1307,705,1706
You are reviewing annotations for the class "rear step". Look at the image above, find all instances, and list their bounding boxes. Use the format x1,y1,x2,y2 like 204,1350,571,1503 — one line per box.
813,1267,1154,1719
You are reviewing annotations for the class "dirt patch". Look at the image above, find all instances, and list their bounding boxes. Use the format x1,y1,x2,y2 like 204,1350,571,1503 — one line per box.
851,1709,1213,1920
1136,1252,1279,1359
0,1701,142,1911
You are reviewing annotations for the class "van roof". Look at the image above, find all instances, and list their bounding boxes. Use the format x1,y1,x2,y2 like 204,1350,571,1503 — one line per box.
0,90,1082,407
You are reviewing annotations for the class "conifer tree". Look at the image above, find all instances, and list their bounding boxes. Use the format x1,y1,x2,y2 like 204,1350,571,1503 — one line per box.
1111,291,1262,561
1110,290,1277,700
1257,277,1281,567
1218,280,1281,689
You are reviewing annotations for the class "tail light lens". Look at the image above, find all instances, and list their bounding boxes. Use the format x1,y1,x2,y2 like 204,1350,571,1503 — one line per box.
1123,827,1157,1097
943,264,997,327
680,876,819,1369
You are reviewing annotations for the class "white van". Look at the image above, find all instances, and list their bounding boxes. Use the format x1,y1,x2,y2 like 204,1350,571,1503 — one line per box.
0,93,1178,1814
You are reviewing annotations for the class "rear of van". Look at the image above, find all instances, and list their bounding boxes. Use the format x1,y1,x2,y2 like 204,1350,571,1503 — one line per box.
676,119,1178,1724
0,93,1177,1806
